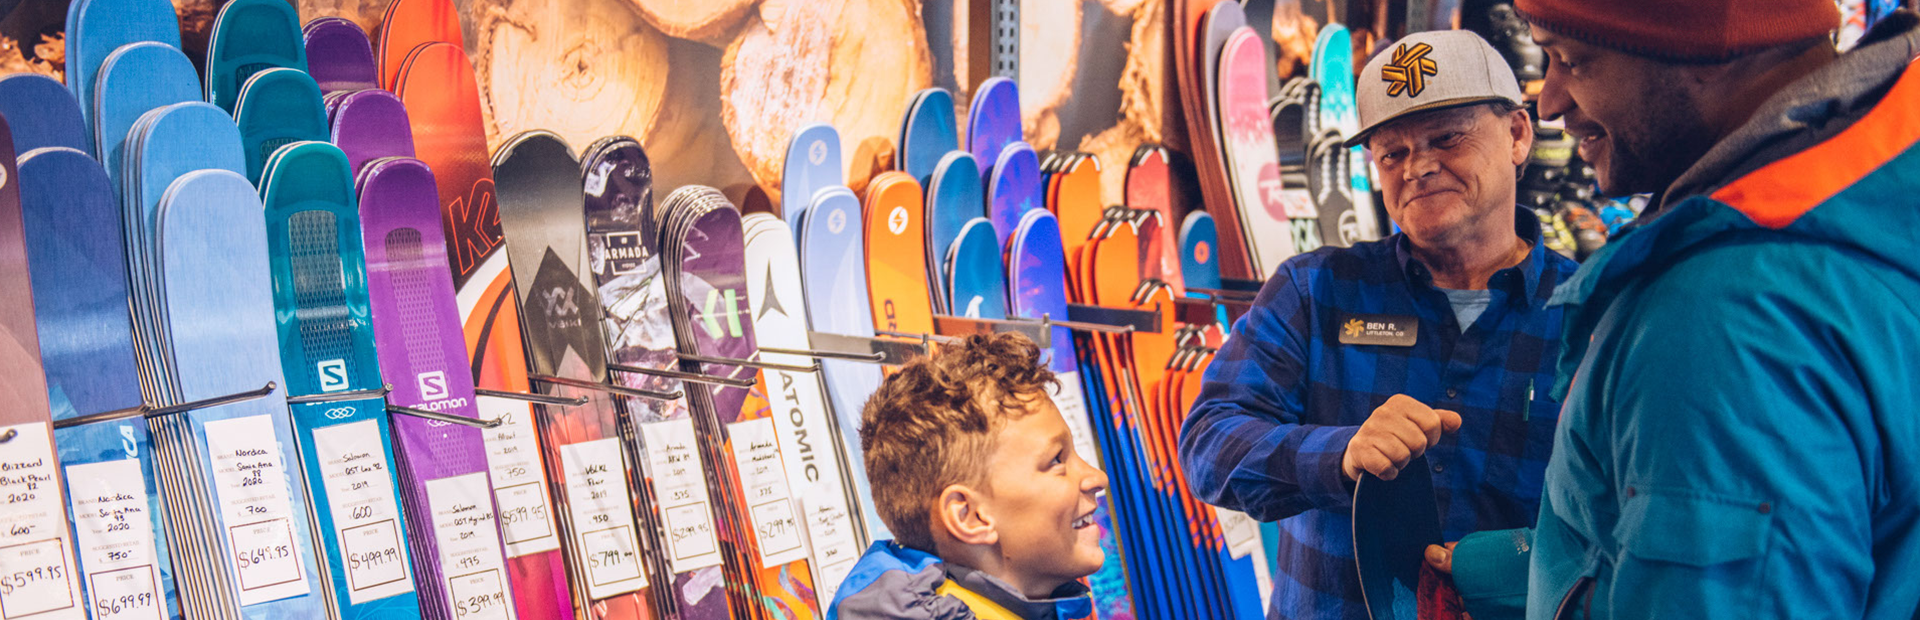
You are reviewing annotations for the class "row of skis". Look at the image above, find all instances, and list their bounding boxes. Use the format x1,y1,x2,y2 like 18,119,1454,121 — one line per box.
0,0,1383,618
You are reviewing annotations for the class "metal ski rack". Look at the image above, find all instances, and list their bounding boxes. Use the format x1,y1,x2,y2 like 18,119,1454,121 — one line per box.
1173,297,1229,325
474,387,589,407
930,314,1053,347
802,332,929,366
1061,304,1157,333
677,352,821,374
144,381,281,419
49,403,150,430
529,374,683,401
285,385,391,404
607,362,758,388
385,403,506,430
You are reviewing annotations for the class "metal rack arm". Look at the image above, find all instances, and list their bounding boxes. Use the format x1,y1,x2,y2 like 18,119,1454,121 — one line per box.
677,353,819,374
147,382,279,418
758,345,886,363
607,362,756,388
474,388,588,407
50,404,150,430
386,404,504,429
285,385,392,404
530,374,683,401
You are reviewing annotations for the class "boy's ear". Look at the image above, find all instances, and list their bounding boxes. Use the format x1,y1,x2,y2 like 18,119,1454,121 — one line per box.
935,483,997,546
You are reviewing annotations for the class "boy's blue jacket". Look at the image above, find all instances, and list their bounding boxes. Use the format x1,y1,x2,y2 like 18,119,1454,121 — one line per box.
826,542,1094,620
1449,17,1920,620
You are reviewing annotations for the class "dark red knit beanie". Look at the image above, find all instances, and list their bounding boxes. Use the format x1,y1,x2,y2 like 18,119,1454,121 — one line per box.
1514,0,1840,62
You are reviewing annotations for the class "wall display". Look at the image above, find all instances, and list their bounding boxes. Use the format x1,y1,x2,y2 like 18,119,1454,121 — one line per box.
0,0,1585,615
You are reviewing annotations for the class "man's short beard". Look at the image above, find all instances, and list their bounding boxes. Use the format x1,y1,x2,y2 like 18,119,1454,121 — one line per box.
1599,78,1717,198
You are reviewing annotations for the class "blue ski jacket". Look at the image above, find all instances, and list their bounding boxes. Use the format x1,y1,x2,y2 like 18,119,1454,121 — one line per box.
826,542,1094,620
1449,16,1920,620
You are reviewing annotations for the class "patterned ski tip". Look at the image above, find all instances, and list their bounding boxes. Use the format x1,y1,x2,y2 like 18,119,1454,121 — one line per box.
332,89,418,176
966,76,1021,185
305,17,381,95
235,68,328,183
945,217,1007,320
206,0,307,113
898,87,958,184
987,141,1042,247
782,122,843,236
1178,211,1221,291
924,150,982,314
377,0,465,90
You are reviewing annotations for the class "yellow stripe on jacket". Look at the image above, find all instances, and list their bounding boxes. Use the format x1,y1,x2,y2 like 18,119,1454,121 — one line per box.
936,579,1022,620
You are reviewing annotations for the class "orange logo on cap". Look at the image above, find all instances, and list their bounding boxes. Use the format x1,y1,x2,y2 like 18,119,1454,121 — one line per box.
1382,42,1439,98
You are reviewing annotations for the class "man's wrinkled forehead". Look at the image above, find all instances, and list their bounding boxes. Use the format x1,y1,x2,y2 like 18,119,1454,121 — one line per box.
1366,104,1491,149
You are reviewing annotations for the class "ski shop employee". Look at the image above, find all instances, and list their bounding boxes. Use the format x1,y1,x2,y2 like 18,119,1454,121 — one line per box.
1433,1,1920,618
1178,30,1579,619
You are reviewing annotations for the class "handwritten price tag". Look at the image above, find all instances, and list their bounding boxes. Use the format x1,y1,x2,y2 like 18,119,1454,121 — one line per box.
312,418,413,603
559,438,646,597
727,418,807,568
86,566,160,620
65,459,162,620
639,419,720,573
477,397,559,557
0,423,83,620
427,473,510,620
204,415,311,604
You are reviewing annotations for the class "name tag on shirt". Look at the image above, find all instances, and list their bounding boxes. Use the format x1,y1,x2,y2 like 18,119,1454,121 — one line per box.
1337,313,1419,347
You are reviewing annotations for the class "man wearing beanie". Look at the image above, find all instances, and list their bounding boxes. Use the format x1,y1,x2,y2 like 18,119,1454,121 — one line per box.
1423,1,1920,618
1180,30,1578,620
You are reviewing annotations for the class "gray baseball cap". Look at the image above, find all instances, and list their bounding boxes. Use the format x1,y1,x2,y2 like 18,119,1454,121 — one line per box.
1349,30,1524,148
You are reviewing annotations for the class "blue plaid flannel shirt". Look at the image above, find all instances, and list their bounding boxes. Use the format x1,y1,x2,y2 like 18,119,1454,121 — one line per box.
1179,207,1578,620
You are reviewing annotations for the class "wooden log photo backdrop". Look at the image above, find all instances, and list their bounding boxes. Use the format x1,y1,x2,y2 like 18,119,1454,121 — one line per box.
0,0,1418,223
